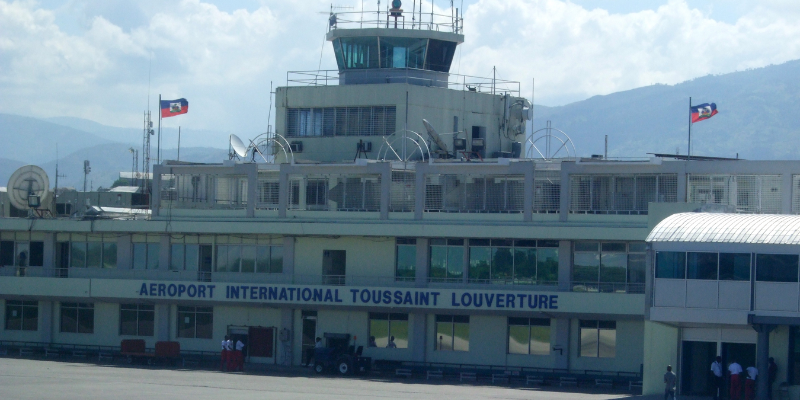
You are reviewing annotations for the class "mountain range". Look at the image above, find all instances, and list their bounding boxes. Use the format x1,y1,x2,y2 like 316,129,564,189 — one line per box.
2,58,800,188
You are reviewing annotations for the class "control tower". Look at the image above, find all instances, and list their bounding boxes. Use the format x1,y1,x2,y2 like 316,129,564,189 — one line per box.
275,2,530,163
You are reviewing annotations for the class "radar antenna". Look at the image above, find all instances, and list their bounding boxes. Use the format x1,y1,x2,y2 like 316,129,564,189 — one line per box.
7,165,51,218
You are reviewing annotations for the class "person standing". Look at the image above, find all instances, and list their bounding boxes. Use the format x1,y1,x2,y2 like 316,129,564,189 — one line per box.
729,359,743,400
711,356,724,400
386,336,397,348
768,357,778,400
744,365,758,400
220,335,230,371
225,337,235,371
664,365,677,400
235,339,245,372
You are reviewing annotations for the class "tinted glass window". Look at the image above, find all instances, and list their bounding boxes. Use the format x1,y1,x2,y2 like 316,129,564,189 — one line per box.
656,252,686,279
756,254,799,282
719,253,750,281
687,252,718,280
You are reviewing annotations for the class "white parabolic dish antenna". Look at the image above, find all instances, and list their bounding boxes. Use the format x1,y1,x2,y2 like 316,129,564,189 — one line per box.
7,165,51,210
230,134,248,158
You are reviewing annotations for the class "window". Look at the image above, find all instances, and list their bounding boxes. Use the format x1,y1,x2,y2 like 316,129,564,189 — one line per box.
322,250,346,285
656,251,686,279
395,238,416,281
286,106,396,137
756,254,799,283
435,315,469,351
177,306,213,339
379,37,427,69
573,242,645,291
306,179,328,209
215,245,282,273
468,239,559,284
687,252,718,280
5,300,38,331
132,243,160,270
60,302,94,334
68,239,116,268
508,318,550,355
171,244,199,271
336,36,379,69
719,253,750,281
580,320,616,358
429,239,464,282
119,304,155,336
369,313,408,348
0,240,44,267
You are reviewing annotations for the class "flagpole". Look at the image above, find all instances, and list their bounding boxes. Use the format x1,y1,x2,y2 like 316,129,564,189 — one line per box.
158,94,162,164
687,96,692,161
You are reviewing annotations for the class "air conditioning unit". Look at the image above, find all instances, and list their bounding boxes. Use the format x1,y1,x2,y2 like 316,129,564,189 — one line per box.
290,141,303,153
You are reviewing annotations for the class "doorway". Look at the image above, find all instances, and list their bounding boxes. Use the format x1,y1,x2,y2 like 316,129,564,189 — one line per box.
322,250,346,285
301,310,317,366
722,342,756,369
228,327,249,359
681,341,717,396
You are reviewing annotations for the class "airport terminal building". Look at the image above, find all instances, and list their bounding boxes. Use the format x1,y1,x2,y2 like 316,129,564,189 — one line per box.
2,8,800,399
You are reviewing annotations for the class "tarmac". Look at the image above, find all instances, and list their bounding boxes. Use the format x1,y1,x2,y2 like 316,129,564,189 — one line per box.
0,357,706,400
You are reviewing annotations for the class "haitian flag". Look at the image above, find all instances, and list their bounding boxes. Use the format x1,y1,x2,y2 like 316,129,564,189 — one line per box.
690,103,718,123
160,98,188,118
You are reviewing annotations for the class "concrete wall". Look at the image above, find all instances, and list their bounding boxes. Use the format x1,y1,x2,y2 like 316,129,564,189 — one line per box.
293,236,395,279
642,321,679,395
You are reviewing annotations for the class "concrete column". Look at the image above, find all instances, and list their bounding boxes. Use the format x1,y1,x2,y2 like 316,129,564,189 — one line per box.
117,235,132,270
278,169,288,218
414,164,426,220
523,164,534,222
552,317,569,369
380,163,390,220
151,165,162,216
279,308,293,366
415,238,429,288
410,313,426,362
754,324,775,400
42,233,55,274
246,164,257,218
559,168,569,222
781,173,792,214
282,237,295,276
39,301,53,344
557,240,571,290
156,304,170,341
159,235,170,270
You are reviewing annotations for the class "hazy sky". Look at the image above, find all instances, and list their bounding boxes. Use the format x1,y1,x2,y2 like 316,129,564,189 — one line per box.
2,0,800,149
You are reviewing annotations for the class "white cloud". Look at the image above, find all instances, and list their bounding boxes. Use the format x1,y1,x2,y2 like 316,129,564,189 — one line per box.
1,0,800,148
460,0,800,105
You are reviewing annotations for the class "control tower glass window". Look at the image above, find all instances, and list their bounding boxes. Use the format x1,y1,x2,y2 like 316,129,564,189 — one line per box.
379,37,427,69
336,37,379,69
426,39,457,72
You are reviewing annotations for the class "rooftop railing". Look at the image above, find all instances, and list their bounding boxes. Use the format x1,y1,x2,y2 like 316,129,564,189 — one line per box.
287,68,521,96
327,10,462,33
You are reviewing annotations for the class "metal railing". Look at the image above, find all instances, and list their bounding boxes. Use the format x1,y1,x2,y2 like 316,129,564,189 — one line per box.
286,69,521,96
327,10,462,33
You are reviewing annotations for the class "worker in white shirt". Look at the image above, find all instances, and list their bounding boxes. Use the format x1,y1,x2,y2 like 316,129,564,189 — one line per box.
744,365,758,400
729,359,743,400
235,339,245,372
220,335,230,371
711,356,724,400
225,337,234,371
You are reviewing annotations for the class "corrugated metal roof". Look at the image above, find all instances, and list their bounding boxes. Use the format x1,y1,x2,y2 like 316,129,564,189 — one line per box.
646,213,800,245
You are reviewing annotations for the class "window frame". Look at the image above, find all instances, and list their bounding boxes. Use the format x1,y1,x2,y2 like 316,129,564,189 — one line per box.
434,314,470,352
176,306,213,339
579,320,616,358
5,300,38,331
119,304,155,337
60,302,94,334
507,317,550,356
368,312,409,349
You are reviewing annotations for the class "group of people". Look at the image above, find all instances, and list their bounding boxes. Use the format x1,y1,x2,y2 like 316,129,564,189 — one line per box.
665,356,779,400
367,335,397,348
710,356,778,400
220,335,246,372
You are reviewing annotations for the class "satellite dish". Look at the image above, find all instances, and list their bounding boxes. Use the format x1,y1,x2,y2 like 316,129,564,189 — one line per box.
422,119,448,153
7,165,51,210
230,134,248,158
